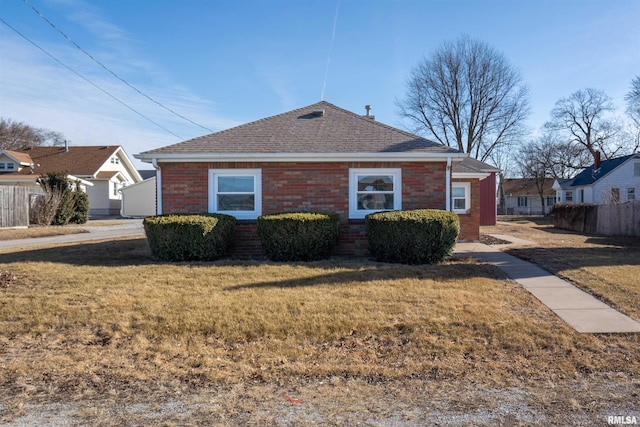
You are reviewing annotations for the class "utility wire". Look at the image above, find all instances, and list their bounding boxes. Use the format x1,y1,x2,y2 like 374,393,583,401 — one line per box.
0,18,183,139
22,0,214,133
321,0,340,101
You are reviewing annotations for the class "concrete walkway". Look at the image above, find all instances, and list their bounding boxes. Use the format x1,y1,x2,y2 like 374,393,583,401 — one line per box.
454,236,640,333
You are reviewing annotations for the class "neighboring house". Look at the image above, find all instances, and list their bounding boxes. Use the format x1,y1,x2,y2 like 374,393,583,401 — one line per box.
501,178,556,215
0,145,142,216
136,101,498,256
553,153,640,205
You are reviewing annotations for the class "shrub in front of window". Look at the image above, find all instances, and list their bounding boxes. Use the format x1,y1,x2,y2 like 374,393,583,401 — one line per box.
144,214,236,261
366,209,460,264
257,212,340,261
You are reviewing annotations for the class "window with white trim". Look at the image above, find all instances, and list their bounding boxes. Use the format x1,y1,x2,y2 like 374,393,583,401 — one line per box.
634,162,640,176
0,162,15,171
208,169,261,219
627,187,635,201
349,168,401,219
452,182,471,213
566,191,573,202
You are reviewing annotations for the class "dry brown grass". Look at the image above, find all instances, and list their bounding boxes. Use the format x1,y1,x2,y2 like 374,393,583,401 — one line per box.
0,235,638,424
0,226,87,241
485,216,640,321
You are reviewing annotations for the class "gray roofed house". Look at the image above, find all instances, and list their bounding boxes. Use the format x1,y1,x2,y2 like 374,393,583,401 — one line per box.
136,101,499,255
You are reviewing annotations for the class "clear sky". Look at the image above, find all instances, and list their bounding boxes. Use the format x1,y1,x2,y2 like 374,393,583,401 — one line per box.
1,0,639,170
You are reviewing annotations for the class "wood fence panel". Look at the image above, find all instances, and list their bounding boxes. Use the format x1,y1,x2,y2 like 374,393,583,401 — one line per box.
0,186,30,228
596,202,640,237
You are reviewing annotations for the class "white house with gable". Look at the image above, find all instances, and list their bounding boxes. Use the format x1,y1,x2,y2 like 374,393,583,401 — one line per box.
553,153,640,204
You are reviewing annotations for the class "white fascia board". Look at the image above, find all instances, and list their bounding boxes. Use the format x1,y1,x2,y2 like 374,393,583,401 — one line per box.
67,175,94,186
452,172,490,179
134,152,468,163
116,146,143,181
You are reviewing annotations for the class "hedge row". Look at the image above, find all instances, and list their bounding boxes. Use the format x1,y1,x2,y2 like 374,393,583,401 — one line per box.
144,209,460,264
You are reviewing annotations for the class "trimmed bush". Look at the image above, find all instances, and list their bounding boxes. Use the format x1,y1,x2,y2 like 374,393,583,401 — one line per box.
144,213,236,261
257,212,340,261
366,209,459,264
69,185,89,224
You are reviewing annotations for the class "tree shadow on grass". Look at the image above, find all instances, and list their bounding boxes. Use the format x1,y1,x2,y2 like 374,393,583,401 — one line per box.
0,238,156,267
223,260,502,290
0,238,502,289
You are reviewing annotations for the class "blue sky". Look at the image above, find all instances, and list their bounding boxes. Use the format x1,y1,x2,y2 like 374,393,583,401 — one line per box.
1,0,639,169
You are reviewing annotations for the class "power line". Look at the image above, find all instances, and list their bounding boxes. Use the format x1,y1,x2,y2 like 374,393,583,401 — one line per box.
0,17,183,139
22,0,214,133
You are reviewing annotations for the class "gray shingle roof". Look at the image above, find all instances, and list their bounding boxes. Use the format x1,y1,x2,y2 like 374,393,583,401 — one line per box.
140,101,461,156
453,157,500,174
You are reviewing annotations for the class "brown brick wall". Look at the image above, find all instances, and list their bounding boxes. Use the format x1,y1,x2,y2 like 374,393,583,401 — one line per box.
453,178,481,241
159,161,479,257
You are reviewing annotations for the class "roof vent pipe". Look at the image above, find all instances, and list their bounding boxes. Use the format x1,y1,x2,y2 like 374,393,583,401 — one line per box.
64,140,69,152
365,105,371,116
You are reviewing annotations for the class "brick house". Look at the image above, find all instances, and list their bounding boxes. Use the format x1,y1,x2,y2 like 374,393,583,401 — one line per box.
136,101,497,257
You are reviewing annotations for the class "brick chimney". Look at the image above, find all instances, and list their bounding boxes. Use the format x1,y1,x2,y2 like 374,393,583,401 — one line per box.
593,151,601,171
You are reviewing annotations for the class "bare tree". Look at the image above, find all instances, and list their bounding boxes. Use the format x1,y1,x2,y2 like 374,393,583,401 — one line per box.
625,76,640,151
544,88,627,166
0,118,65,150
517,140,555,213
398,36,530,161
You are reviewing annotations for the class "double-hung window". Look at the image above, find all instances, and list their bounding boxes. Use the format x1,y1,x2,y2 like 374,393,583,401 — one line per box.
628,188,636,201
208,169,261,219
349,168,401,219
452,182,471,213
517,196,528,207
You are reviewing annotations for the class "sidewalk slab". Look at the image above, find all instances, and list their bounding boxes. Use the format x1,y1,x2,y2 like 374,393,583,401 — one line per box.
454,240,640,333
554,308,640,333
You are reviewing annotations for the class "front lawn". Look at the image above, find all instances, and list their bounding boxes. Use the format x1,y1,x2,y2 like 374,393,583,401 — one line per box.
0,236,638,424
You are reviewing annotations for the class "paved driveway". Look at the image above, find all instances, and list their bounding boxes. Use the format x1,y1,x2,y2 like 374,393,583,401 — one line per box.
0,219,145,250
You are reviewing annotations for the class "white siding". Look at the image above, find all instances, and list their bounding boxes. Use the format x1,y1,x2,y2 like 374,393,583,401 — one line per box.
592,159,640,204
121,178,156,217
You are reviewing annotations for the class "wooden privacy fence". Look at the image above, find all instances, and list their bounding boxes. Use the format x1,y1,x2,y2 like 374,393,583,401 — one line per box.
597,202,640,236
0,186,30,228
552,202,640,236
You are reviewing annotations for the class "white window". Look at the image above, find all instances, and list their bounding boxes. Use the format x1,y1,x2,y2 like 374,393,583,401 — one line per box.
452,182,471,213
546,196,555,206
634,162,640,177
110,157,120,164
628,188,636,201
566,191,573,202
208,169,261,219
6,162,15,170
113,182,119,196
349,168,401,219
0,163,5,170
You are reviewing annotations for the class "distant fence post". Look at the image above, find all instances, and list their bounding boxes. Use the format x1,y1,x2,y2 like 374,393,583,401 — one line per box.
0,186,30,228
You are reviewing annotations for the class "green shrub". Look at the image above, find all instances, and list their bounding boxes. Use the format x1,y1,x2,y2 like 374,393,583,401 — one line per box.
257,212,340,261
366,209,460,264
69,185,89,224
36,171,74,225
144,214,236,261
